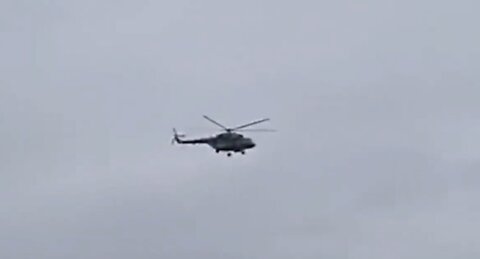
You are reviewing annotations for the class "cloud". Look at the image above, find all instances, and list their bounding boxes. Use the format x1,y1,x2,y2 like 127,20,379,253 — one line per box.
1,0,480,258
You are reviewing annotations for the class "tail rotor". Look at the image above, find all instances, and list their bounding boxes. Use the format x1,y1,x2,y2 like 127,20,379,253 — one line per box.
171,128,186,144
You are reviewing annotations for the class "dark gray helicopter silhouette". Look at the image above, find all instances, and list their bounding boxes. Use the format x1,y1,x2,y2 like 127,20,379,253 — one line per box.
172,115,274,156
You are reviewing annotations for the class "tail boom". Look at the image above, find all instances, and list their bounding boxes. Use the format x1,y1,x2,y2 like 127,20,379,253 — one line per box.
172,128,210,145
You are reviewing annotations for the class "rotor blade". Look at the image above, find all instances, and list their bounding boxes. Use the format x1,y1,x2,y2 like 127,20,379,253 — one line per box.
171,128,177,144
202,115,228,130
232,118,270,130
236,128,276,132
172,128,186,137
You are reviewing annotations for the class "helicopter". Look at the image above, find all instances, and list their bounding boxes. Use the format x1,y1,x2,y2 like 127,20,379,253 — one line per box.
172,115,274,156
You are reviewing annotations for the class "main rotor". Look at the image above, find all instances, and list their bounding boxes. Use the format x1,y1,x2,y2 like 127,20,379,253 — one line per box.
202,115,275,133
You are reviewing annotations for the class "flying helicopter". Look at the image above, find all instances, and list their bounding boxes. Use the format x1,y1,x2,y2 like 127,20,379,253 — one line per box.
172,115,274,156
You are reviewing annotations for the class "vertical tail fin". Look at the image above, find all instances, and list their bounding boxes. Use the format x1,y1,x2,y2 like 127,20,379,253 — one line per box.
171,128,185,144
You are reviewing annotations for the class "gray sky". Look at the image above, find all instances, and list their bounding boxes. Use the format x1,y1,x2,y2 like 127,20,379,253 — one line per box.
1,0,480,258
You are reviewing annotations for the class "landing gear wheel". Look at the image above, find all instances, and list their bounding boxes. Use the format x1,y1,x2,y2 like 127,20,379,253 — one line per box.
227,153,232,157
215,149,219,153
241,151,246,155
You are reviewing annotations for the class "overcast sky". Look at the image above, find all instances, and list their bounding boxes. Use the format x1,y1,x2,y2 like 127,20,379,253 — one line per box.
1,0,480,258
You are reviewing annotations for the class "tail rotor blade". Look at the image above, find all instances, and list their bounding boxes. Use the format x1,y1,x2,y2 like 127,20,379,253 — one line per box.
171,128,186,144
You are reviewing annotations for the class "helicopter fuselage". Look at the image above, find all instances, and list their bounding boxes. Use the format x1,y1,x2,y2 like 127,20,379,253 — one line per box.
174,132,255,153
209,133,256,152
